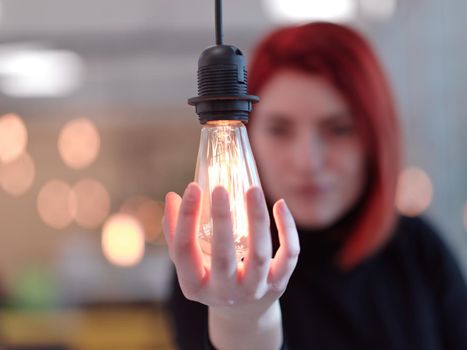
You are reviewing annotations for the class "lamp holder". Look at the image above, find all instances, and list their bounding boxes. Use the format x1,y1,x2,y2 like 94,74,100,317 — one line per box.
188,0,259,124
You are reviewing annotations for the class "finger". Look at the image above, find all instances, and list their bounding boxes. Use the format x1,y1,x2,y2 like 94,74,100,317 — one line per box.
210,186,237,288
163,192,182,246
242,187,272,292
173,182,205,290
269,199,300,292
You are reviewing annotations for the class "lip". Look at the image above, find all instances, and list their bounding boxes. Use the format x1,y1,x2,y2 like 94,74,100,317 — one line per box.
293,184,332,197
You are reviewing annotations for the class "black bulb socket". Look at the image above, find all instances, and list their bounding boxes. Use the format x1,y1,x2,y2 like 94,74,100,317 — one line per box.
188,44,259,124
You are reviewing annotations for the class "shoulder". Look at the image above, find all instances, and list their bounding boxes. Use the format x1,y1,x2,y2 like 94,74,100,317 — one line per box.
382,215,466,290
386,215,451,260
393,215,441,241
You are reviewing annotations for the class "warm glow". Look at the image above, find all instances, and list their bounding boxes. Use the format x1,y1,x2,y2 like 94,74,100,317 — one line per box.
0,152,35,196
204,122,250,245
0,113,28,163
208,161,248,242
72,179,111,229
195,121,261,262
58,118,100,169
396,167,433,217
360,0,397,21
101,214,145,267
37,180,76,229
263,0,356,23
120,196,164,243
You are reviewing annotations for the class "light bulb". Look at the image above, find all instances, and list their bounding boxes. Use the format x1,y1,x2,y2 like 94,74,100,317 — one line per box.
195,120,261,261
188,1,260,263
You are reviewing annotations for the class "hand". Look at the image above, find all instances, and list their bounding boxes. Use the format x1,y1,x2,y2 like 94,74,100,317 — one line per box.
163,182,299,315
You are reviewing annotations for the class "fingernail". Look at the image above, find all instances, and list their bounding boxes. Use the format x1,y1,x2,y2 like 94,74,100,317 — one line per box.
255,187,264,202
164,193,170,209
280,199,291,215
212,186,228,202
183,182,198,201
248,187,264,205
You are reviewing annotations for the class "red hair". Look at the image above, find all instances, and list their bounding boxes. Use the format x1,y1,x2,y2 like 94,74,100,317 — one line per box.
248,22,401,269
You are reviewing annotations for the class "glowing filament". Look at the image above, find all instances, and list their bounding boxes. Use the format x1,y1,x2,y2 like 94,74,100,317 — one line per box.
195,121,261,262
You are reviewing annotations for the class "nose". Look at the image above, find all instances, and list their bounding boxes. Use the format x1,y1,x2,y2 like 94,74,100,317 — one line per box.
291,131,326,175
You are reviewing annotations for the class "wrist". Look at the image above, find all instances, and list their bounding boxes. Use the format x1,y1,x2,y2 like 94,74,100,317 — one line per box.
209,301,283,350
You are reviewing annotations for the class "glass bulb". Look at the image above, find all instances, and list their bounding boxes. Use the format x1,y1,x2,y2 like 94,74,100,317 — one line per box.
194,120,261,263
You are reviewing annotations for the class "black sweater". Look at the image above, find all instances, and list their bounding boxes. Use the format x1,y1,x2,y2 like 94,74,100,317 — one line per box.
167,216,467,349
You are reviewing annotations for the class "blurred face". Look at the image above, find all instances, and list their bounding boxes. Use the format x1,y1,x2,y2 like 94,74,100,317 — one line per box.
249,69,367,229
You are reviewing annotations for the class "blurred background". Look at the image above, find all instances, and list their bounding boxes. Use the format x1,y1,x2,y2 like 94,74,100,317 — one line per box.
0,0,465,349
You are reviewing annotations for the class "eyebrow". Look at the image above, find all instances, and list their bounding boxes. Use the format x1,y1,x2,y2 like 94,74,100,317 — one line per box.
264,111,353,124
321,111,354,123
265,113,291,124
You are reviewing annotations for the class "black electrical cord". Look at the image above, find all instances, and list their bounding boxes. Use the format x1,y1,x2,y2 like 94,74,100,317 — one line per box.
215,0,223,45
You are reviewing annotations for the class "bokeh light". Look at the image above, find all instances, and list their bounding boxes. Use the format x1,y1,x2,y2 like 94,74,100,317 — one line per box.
72,178,111,229
9,265,58,309
0,152,35,196
58,118,100,169
102,213,145,267
396,167,433,217
0,113,28,163
263,0,356,23
359,0,397,21
0,49,83,98
120,196,164,243
37,180,76,229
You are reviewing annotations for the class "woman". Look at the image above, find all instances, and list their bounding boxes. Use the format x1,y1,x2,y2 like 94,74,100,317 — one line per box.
164,22,467,349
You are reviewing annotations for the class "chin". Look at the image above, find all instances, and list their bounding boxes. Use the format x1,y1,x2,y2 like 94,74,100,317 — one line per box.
292,210,338,230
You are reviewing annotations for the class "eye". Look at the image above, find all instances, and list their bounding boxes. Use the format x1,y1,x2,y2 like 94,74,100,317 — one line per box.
330,124,354,135
322,118,356,137
266,124,291,137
